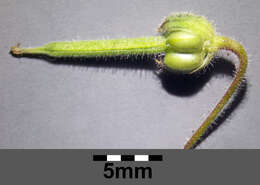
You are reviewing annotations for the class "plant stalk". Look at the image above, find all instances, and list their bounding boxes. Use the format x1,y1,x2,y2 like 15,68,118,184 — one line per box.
184,36,248,149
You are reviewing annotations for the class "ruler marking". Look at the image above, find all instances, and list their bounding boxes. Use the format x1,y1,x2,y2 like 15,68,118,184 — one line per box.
93,154,162,162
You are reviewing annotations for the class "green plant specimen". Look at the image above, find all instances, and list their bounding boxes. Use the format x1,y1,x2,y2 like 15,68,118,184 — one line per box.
10,13,247,149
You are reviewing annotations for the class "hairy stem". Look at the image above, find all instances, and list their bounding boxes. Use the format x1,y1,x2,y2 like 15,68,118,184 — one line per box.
10,36,166,58
184,36,248,149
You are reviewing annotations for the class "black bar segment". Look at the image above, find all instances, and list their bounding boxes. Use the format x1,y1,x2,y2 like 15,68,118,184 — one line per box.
93,155,107,161
149,155,163,161
121,155,134,161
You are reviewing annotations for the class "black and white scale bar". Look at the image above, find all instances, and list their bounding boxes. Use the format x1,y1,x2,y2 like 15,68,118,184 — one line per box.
93,155,162,162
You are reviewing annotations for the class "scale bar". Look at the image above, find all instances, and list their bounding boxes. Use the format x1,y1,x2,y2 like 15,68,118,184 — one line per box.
93,155,162,162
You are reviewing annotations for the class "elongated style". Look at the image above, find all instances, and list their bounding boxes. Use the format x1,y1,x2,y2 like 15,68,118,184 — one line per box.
10,13,248,149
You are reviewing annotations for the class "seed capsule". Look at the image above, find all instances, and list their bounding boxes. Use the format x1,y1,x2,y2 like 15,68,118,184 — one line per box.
166,31,203,53
164,53,202,73
159,13,217,74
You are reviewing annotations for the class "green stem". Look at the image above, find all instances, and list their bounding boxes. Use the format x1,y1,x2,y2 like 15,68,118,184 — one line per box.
10,36,167,57
184,36,248,149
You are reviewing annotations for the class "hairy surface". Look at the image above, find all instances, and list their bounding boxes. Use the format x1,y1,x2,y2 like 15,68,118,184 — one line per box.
9,13,248,149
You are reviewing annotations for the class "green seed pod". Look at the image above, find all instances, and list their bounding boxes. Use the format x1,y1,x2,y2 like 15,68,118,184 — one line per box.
159,13,217,74
166,31,203,53
10,13,248,149
164,53,203,73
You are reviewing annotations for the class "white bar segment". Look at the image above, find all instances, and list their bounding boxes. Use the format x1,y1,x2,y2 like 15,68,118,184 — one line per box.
134,155,149,161
107,155,121,161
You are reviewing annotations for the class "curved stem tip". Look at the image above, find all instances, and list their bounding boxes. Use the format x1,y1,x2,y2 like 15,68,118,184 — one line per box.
184,36,248,149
